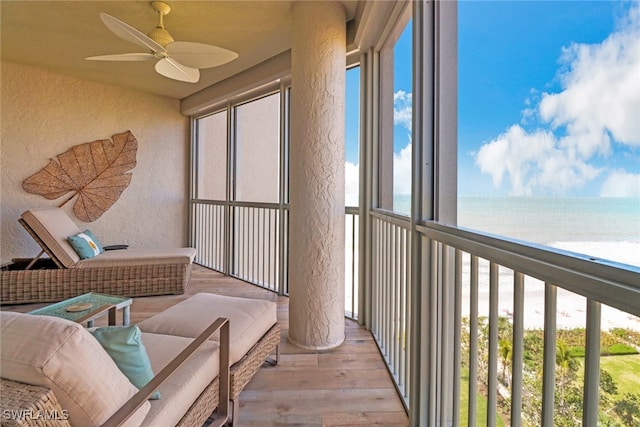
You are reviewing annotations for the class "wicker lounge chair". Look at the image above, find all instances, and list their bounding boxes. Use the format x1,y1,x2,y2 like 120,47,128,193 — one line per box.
0,207,196,304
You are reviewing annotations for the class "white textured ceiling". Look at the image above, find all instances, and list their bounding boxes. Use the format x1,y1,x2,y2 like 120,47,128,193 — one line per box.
1,1,358,99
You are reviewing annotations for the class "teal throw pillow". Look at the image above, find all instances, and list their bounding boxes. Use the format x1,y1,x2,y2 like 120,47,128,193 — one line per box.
68,229,104,259
90,325,160,399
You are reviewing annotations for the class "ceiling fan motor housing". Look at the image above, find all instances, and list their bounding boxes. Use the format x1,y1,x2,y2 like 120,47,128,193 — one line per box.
148,27,174,47
148,1,174,47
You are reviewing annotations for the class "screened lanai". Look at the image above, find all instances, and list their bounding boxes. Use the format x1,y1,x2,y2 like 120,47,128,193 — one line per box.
186,1,640,425
2,0,639,425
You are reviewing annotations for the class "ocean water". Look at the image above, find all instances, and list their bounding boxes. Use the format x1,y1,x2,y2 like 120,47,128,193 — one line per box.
387,195,640,329
458,196,640,267
348,196,640,328
393,195,640,267
456,196,640,330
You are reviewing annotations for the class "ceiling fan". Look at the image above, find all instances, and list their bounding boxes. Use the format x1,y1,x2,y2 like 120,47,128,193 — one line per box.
86,1,238,83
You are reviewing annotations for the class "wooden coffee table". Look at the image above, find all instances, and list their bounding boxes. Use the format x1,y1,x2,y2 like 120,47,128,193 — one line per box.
29,292,132,327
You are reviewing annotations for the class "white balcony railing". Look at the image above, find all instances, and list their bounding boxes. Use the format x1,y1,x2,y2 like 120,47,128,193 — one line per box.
366,209,640,423
416,221,640,425
191,200,640,425
370,210,412,405
190,199,288,294
192,200,358,316
191,200,225,271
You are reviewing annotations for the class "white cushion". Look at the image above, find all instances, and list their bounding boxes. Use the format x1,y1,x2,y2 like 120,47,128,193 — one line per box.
21,208,81,267
76,248,196,269
140,333,220,427
21,207,196,270
138,293,277,364
0,312,149,427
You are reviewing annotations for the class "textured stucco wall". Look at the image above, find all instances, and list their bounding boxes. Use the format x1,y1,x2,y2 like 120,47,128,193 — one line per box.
1,61,189,264
288,1,346,350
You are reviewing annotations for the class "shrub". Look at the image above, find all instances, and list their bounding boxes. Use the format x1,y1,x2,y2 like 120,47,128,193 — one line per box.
610,328,640,347
604,343,639,356
568,347,585,358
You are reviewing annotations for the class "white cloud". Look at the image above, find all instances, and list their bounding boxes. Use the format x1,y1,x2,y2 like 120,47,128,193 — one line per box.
394,90,413,195
345,90,414,203
539,25,640,151
600,170,640,197
394,143,412,195
345,160,359,206
476,4,640,195
476,125,600,195
345,143,413,200
394,90,412,131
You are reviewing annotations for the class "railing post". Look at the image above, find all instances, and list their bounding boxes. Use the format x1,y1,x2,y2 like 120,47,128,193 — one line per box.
468,255,479,427
511,272,525,427
487,262,499,426
583,299,601,426
541,283,558,426
452,249,463,427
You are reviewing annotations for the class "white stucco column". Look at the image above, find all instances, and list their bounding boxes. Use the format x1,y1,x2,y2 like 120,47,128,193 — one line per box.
288,0,346,350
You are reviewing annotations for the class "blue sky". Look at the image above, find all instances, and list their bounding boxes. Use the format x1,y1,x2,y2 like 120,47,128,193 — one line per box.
346,1,640,201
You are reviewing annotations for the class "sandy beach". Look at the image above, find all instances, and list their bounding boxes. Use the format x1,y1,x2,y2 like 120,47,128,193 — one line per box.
344,232,640,331
462,284,640,331
459,244,640,331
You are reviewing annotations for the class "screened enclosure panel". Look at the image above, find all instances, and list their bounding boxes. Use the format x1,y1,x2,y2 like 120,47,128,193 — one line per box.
196,111,227,200
234,93,281,203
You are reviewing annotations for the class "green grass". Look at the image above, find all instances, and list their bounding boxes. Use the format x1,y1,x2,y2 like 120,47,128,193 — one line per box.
599,354,640,396
460,367,507,427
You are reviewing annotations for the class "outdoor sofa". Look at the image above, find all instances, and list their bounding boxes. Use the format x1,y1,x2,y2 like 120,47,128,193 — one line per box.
0,292,280,426
0,310,231,427
1,207,196,304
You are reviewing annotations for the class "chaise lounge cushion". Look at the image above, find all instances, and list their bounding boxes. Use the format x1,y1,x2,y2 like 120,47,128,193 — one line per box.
138,293,277,365
0,312,150,427
139,333,221,427
76,248,196,269
21,207,83,267
20,207,196,269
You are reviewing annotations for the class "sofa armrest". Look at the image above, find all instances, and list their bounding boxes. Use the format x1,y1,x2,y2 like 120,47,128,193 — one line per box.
102,317,230,427
74,304,116,326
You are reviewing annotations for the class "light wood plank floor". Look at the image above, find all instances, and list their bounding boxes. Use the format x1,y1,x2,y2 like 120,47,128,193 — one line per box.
2,265,409,427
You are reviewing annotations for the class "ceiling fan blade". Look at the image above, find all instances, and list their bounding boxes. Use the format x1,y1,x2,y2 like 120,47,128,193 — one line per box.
166,41,239,69
155,58,200,83
99,12,166,54
86,53,155,61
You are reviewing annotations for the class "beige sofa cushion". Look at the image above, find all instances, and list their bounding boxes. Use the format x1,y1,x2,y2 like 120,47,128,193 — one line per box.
140,333,220,427
21,208,81,268
76,248,196,269
0,312,149,427
138,293,277,364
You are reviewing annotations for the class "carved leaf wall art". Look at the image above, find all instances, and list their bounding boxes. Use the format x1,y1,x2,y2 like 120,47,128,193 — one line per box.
23,131,138,222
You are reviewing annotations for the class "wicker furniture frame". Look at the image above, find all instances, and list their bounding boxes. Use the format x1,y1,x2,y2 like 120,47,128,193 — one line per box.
0,375,222,427
0,318,231,427
0,321,279,427
1,262,191,305
0,379,72,427
228,323,280,423
0,216,192,305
